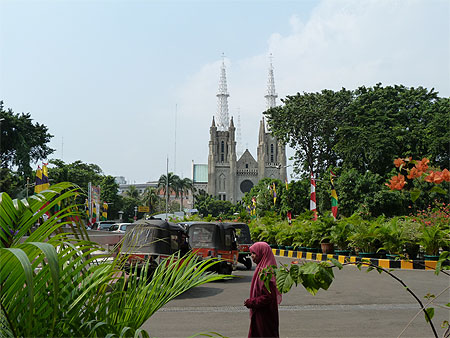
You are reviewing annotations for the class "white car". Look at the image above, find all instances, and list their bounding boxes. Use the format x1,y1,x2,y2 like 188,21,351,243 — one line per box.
110,223,130,233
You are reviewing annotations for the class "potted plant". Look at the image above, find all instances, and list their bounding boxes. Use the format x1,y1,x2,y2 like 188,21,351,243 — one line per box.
329,216,356,256
377,217,405,259
275,222,293,249
401,218,422,260
349,217,381,257
420,225,447,260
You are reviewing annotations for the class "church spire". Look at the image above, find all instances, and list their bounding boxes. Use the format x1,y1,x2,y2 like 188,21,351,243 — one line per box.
264,53,278,109
216,53,230,131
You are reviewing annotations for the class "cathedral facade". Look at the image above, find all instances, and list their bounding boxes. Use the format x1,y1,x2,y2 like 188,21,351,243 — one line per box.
206,58,287,203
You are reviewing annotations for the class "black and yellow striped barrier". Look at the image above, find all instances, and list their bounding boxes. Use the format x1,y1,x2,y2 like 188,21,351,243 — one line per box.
272,248,439,270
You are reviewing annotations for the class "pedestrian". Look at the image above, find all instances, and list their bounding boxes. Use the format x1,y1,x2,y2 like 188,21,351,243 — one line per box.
244,241,282,338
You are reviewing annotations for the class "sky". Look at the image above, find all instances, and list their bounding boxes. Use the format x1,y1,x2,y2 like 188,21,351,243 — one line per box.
1,0,449,184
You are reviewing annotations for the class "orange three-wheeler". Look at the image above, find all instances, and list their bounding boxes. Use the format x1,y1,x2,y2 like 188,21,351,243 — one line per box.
188,222,238,275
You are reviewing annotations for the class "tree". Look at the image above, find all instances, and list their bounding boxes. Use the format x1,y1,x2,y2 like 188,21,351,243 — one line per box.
141,186,160,214
177,177,194,211
48,159,103,192
265,89,352,175
335,85,449,176
0,101,54,179
125,185,140,199
158,172,181,211
194,193,236,218
100,175,121,220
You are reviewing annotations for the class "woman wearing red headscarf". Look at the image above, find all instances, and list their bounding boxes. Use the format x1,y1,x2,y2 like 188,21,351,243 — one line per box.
244,242,282,338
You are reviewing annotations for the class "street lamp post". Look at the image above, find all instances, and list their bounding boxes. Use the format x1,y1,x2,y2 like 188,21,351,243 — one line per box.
134,206,138,222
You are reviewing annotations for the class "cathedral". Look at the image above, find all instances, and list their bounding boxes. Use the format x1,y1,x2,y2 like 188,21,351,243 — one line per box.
206,58,287,202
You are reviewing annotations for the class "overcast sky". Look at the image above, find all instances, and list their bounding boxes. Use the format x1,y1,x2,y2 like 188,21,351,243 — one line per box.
1,0,449,184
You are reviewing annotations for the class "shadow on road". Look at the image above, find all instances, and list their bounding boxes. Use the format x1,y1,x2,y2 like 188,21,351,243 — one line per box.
175,286,224,299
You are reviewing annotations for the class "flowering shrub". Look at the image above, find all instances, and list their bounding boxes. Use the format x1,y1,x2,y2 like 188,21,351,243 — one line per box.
386,157,449,202
409,203,450,229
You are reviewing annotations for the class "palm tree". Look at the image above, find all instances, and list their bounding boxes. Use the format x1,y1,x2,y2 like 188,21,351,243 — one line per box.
0,182,227,337
141,186,160,213
125,185,140,199
177,177,194,211
158,173,180,211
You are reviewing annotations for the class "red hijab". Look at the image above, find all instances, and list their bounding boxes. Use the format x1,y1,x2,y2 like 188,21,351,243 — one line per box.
249,242,282,304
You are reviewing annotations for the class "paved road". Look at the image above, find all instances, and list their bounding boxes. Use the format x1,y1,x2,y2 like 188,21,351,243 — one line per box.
142,256,449,338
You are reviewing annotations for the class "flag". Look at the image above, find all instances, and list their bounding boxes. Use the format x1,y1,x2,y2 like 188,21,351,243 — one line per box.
101,202,108,220
34,166,43,193
41,163,50,190
330,171,338,220
310,172,317,220
251,196,257,216
85,199,89,217
34,164,50,194
272,183,277,205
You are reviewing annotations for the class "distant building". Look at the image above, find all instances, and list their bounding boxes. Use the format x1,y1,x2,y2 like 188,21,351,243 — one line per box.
114,176,127,185
192,162,208,194
204,57,287,202
118,181,158,195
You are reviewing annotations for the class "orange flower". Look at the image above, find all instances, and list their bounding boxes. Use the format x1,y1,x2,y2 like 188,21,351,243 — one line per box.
435,171,444,184
394,158,405,168
386,174,406,190
427,171,444,184
407,167,423,179
416,157,430,172
442,168,450,182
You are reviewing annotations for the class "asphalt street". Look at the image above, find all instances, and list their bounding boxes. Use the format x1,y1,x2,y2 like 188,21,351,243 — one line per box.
142,256,449,338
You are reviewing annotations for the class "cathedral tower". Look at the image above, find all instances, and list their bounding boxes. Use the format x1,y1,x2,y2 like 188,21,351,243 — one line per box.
257,56,287,181
206,55,286,202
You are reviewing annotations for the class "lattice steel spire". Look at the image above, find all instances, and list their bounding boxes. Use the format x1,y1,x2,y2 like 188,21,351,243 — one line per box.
264,53,278,109
236,107,243,158
216,54,230,131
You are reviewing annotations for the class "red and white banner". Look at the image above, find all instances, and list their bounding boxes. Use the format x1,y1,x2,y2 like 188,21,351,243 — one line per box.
310,172,317,220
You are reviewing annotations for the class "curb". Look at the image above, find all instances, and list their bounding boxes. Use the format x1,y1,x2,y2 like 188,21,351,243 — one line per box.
272,248,438,270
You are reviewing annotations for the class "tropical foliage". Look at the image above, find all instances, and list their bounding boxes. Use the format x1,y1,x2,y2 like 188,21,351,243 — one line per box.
0,183,227,337
0,101,54,180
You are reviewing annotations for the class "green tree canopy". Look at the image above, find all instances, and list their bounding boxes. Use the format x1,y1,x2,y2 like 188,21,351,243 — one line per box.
265,85,449,178
0,101,54,179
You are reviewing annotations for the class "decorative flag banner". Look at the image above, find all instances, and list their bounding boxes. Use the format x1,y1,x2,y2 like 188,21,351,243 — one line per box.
272,182,277,205
85,199,89,217
101,202,108,220
34,163,50,194
330,171,338,220
251,196,257,216
34,166,43,193
310,172,317,221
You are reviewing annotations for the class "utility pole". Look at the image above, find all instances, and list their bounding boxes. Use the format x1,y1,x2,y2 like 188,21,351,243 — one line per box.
166,156,169,220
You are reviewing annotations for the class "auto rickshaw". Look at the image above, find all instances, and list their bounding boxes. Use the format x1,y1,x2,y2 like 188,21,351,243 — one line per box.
121,218,188,274
188,222,238,275
225,222,253,270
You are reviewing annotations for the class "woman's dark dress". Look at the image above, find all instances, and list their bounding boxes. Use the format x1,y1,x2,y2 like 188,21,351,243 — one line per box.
245,279,279,338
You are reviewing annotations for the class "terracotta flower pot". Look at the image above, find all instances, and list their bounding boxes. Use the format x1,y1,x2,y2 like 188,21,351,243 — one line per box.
321,242,334,254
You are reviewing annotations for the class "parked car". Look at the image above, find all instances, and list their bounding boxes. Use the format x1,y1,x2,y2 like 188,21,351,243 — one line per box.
109,223,130,233
188,222,238,275
91,220,116,231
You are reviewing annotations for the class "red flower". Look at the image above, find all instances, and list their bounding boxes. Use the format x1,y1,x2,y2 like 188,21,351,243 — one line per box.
416,158,430,172
386,174,406,190
407,167,422,179
442,168,450,182
394,158,405,168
